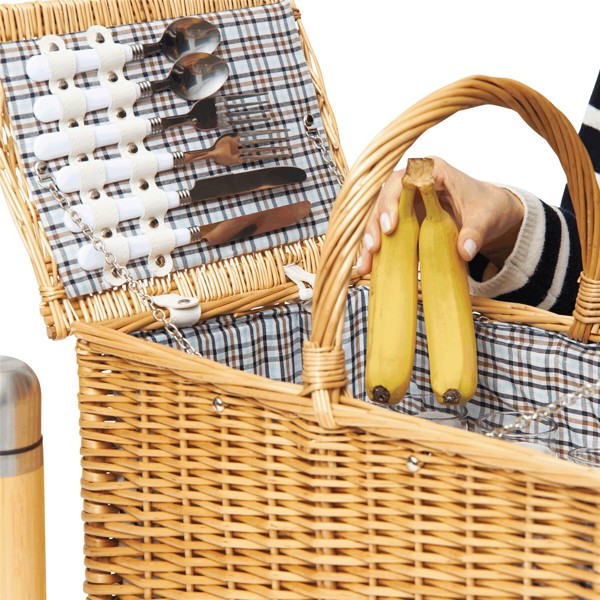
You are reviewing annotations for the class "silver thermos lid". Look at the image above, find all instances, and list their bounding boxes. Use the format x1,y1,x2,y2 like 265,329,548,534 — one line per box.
0,356,43,477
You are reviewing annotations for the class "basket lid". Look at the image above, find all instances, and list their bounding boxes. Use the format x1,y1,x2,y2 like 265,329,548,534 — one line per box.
0,0,345,340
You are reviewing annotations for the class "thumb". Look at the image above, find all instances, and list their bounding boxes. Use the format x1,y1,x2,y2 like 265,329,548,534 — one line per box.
457,225,485,262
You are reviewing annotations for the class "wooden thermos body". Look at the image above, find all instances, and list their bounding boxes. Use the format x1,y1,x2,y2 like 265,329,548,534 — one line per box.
0,356,46,600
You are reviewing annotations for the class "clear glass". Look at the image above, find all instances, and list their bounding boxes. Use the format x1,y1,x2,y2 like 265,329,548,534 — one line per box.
475,410,557,455
567,447,600,468
390,395,468,429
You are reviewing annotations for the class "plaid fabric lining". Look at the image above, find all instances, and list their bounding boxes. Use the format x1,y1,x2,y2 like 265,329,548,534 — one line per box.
136,285,600,458
0,0,340,298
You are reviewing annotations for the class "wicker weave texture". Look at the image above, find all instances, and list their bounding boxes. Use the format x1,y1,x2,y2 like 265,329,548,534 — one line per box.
2,1,600,599
76,323,600,599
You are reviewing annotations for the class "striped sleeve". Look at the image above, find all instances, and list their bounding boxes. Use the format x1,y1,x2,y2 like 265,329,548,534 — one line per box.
468,188,581,315
562,68,600,214
468,69,600,315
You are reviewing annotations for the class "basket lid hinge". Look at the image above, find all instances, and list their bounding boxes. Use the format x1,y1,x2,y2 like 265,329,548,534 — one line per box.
151,294,201,328
284,264,316,305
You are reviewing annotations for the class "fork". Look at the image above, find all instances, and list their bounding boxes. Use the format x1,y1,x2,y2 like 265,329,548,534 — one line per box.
152,93,270,132
171,129,291,167
55,129,293,193
32,93,272,162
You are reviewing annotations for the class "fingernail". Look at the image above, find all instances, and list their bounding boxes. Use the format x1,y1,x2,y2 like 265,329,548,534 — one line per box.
363,233,375,252
380,212,392,234
463,239,477,260
355,255,363,270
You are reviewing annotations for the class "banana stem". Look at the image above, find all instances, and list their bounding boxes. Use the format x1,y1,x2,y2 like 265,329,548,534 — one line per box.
403,158,443,219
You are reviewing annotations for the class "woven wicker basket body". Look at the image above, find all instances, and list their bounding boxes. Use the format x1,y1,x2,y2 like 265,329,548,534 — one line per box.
2,0,600,599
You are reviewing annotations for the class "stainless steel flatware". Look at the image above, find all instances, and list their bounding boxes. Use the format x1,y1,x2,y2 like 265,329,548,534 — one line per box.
33,93,270,160
150,92,269,133
77,200,312,271
64,166,308,232
172,129,290,166
26,17,221,82
56,129,291,192
33,52,229,123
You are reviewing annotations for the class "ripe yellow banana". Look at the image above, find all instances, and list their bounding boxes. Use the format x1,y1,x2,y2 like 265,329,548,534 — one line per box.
366,171,420,404
417,159,478,405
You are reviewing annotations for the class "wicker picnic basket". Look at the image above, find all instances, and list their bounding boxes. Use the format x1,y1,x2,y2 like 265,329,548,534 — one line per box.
2,0,600,598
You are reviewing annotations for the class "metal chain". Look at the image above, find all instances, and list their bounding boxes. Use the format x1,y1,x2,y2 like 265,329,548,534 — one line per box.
303,114,345,185
34,161,201,357
486,379,600,438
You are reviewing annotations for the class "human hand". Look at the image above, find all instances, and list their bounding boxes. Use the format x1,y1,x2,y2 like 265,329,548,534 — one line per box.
356,156,525,276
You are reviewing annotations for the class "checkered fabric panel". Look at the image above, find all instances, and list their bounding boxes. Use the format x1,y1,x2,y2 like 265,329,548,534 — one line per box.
136,285,600,458
0,0,340,297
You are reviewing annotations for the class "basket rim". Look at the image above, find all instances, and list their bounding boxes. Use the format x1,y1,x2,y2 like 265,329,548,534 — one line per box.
73,318,600,490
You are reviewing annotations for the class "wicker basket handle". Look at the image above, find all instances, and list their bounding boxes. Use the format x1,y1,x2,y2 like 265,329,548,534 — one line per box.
304,74,600,428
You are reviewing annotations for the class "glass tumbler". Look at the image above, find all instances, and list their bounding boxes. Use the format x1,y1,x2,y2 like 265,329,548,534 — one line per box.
567,447,600,468
475,410,557,455
390,395,469,429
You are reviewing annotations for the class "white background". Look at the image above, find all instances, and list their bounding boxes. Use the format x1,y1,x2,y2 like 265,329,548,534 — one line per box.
0,1,598,597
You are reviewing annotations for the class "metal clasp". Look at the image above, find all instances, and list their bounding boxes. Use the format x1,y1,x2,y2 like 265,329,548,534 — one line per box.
34,161,53,187
303,113,317,133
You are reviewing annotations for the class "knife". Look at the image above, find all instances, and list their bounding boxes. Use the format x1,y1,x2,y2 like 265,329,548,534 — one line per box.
77,200,312,271
63,166,307,232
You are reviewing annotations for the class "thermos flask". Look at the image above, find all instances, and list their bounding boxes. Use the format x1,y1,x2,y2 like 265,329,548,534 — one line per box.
0,356,46,599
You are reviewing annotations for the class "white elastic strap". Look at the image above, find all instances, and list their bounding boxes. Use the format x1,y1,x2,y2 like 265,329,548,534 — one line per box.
101,234,130,287
38,35,76,82
106,81,139,113
74,162,126,243
86,26,127,77
86,198,120,231
82,25,176,282
152,294,201,328
54,88,88,125
38,36,87,126
86,26,138,113
137,185,170,230
45,50,77,82
128,151,159,185
113,117,149,148
284,264,316,301
76,160,107,196
146,227,177,277
66,126,97,162
122,155,169,243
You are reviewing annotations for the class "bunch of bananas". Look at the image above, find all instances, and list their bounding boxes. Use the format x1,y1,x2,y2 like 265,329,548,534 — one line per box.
366,158,477,406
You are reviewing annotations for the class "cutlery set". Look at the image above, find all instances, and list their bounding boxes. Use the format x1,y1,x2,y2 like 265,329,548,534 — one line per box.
56,129,293,192
32,51,230,121
28,17,310,280
33,93,268,160
63,167,308,232
26,17,223,81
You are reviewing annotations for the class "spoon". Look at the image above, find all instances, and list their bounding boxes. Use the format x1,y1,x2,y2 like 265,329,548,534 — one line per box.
26,17,221,82
33,52,230,123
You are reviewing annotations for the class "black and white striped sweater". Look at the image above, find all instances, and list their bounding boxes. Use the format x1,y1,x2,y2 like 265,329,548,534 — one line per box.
468,72,600,315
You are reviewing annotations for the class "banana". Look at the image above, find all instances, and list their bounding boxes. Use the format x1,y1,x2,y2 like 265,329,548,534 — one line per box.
416,158,478,405
365,172,420,404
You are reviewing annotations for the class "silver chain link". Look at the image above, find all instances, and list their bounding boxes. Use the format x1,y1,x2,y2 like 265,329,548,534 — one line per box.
486,379,600,438
303,114,345,185
34,161,200,357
